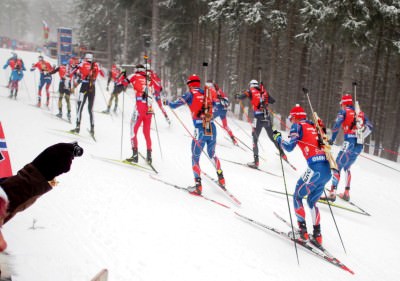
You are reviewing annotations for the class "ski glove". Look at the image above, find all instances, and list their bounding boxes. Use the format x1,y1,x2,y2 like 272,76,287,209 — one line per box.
31,142,83,181
273,130,282,143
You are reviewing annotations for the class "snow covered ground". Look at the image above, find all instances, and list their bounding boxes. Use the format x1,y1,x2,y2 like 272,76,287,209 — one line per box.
1,47,400,281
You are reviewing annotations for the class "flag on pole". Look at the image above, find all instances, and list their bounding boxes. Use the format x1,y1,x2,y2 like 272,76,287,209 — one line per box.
42,20,50,42
0,122,12,178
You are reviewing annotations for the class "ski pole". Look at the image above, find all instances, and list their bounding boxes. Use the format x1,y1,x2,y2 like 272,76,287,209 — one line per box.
152,105,163,160
276,140,300,265
227,109,252,138
268,107,290,130
96,79,110,110
359,153,400,173
214,119,252,152
120,89,126,160
363,143,400,156
169,108,218,170
22,78,32,103
238,99,268,155
302,87,347,254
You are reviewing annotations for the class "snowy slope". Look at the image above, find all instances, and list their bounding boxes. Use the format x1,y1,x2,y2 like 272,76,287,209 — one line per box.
1,48,400,281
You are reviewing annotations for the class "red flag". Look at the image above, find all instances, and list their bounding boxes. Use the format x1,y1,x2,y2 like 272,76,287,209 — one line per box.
42,20,50,41
0,122,12,178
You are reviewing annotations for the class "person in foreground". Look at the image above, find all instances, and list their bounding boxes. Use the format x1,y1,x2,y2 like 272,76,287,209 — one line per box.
273,105,330,245
0,142,83,252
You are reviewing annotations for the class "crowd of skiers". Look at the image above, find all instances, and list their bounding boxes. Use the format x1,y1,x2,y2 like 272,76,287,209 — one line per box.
0,50,373,253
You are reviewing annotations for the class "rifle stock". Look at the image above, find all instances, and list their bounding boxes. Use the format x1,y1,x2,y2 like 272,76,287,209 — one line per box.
203,85,213,136
303,88,338,172
312,112,338,171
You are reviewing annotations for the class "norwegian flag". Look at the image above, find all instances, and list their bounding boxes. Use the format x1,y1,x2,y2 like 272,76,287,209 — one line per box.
0,122,12,178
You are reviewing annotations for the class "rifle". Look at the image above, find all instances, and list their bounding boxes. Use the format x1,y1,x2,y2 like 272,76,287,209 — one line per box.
302,88,338,172
144,55,154,114
202,62,213,136
353,82,366,144
202,85,212,136
259,81,269,121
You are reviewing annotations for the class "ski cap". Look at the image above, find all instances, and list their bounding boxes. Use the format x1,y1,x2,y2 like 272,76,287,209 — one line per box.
84,53,93,61
136,64,145,72
205,80,214,88
249,79,259,88
187,74,201,87
340,93,353,106
144,63,151,70
289,104,307,120
38,55,44,60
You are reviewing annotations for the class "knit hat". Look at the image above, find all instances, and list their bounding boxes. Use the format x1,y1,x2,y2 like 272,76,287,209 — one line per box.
186,74,201,87
289,104,307,120
340,93,353,106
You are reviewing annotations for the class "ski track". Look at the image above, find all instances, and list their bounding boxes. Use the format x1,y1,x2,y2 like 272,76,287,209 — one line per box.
0,48,400,281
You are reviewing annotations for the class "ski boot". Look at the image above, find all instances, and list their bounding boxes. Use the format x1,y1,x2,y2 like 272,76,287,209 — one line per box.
248,155,259,168
188,177,202,196
56,111,62,118
89,126,95,137
339,187,350,201
311,224,322,246
165,115,171,125
113,105,118,113
320,185,336,202
67,111,71,122
70,125,80,134
231,135,238,145
102,106,110,114
217,169,225,187
146,149,152,165
126,147,138,163
297,221,309,242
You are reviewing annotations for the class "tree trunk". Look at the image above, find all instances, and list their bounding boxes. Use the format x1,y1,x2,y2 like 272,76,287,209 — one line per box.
122,9,129,64
378,47,392,160
215,19,222,84
151,0,159,72
369,23,383,136
106,10,112,69
341,47,354,93
296,42,309,105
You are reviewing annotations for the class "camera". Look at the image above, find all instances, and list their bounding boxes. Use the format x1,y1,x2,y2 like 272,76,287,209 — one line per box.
71,142,84,157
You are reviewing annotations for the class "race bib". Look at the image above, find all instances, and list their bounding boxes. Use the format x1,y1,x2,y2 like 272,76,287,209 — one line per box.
302,168,314,184
342,141,350,152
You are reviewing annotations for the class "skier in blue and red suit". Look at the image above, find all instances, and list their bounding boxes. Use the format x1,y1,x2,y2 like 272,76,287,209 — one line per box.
273,104,331,246
207,81,238,145
30,55,54,107
326,93,373,201
3,52,25,88
168,74,225,195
